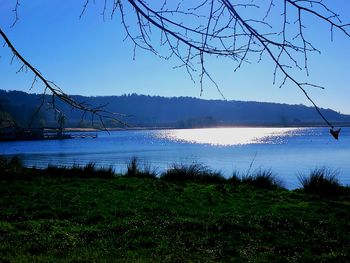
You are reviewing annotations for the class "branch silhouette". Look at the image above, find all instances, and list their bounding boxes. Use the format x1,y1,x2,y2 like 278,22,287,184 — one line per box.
1,0,349,134
0,28,128,128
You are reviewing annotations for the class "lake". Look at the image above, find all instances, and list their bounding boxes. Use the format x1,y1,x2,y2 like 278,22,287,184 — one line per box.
0,127,349,189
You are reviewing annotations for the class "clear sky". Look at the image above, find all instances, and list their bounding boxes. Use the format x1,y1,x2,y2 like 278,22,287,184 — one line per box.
0,0,349,114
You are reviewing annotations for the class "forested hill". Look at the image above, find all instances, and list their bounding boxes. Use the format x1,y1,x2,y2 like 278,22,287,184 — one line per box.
1,89,349,128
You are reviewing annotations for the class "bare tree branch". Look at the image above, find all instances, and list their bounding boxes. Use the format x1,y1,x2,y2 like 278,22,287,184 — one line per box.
114,0,349,130
0,28,129,128
1,0,350,135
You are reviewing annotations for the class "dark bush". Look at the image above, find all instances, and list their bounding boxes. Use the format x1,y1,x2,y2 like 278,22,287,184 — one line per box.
227,171,242,185
124,157,157,179
298,168,342,197
160,163,226,184
45,163,115,179
241,169,283,189
0,156,25,179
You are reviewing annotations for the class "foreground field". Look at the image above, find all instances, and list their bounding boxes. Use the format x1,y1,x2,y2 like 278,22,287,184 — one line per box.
0,164,349,262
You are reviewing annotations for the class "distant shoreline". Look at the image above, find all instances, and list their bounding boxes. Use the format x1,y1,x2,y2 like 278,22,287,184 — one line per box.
64,124,350,133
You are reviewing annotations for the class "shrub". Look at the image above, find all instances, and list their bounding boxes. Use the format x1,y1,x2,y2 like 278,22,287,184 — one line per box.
0,156,8,171
124,157,157,179
83,163,115,179
298,168,342,197
241,169,283,189
160,163,226,184
9,156,23,170
227,171,242,185
45,163,115,179
0,156,25,179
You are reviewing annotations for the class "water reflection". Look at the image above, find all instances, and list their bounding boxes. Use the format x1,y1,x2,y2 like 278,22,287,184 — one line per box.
1,127,349,189
156,127,302,146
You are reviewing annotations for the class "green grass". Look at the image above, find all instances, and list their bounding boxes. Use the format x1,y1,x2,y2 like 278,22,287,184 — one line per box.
1,159,350,262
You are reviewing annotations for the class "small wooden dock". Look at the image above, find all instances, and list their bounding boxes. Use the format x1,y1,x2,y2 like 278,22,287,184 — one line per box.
70,133,98,139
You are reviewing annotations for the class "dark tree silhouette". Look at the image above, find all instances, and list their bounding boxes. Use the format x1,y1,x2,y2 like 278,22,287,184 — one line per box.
1,0,349,134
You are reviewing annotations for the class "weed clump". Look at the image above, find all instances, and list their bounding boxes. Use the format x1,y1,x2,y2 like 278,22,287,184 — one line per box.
240,169,284,190
160,163,226,184
227,171,242,185
45,163,115,179
0,156,26,179
124,157,157,179
298,168,342,197
84,163,115,179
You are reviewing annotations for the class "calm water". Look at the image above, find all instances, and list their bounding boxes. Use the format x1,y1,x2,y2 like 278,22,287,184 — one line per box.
1,127,349,189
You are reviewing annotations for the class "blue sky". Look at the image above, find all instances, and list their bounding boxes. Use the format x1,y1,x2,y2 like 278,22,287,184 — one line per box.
0,0,349,114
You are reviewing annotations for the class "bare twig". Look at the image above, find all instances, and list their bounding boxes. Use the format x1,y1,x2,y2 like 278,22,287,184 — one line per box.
116,0,349,130
0,28,128,128
2,0,350,133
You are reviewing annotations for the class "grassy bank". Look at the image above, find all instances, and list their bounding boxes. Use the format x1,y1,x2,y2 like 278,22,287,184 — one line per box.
1,158,350,262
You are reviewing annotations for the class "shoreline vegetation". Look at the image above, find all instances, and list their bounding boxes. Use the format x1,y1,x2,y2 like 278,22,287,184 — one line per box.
1,157,349,262
2,90,350,131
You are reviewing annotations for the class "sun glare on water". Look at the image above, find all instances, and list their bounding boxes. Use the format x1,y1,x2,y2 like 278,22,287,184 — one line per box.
157,127,302,146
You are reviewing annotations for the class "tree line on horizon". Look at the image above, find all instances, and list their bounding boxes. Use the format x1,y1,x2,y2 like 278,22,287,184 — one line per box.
0,89,349,129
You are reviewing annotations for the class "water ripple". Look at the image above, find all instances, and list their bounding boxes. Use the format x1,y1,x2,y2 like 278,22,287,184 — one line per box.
155,127,303,146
